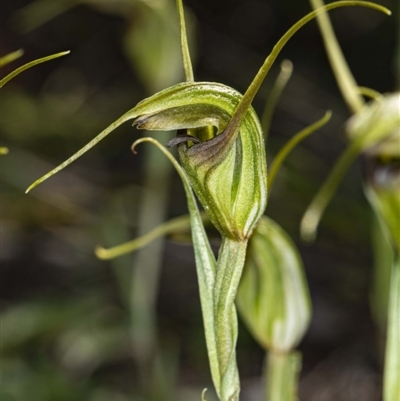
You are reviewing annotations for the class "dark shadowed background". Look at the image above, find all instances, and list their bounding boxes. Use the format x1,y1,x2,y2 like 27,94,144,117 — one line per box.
1,0,399,400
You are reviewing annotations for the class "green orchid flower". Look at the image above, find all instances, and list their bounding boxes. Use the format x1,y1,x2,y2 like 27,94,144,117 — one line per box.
24,1,391,400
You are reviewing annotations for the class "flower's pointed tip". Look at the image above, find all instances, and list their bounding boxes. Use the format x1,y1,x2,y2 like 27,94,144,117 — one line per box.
25,182,36,194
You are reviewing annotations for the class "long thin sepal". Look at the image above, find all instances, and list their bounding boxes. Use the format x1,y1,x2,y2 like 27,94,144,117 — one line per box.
223,1,390,139
26,109,135,193
0,49,24,68
0,50,70,88
96,212,208,260
268,111,332,191
131,137,221,394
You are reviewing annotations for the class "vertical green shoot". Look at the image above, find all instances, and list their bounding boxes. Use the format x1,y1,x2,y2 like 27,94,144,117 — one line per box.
384,255,400,401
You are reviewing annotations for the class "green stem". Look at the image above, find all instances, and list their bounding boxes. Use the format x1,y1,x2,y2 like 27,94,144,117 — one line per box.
309,0,364,114
384,254,400,401
265,350,302,401
214,238,248,401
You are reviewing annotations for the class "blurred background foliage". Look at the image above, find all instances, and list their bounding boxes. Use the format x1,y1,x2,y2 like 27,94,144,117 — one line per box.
0,0,398,400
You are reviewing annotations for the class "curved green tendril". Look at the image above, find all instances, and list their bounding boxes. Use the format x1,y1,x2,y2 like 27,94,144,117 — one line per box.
0,50,70,88
268,110,332,192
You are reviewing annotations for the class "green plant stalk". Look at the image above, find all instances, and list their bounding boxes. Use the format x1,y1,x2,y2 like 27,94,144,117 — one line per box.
265,350,302,401
309,0,364,113
384,254,400,401
370,217,393,331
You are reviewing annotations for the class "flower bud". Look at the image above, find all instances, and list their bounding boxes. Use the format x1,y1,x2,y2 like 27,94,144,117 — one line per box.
133,81,268,240
346,93,400,152
237,217,311,352
347,93,400,250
